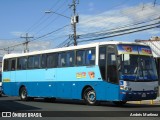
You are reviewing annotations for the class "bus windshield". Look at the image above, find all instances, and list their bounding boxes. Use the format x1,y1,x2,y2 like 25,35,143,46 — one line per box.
120,54,158,81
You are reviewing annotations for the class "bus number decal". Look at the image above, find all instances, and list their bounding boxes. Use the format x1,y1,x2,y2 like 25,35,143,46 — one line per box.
76,72,86,79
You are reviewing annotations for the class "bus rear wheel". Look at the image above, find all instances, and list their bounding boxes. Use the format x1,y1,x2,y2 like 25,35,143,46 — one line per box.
20,87,28,101
83,88,98,105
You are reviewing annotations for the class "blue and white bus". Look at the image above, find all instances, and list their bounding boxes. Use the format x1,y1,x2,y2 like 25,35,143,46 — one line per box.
2,41,159,105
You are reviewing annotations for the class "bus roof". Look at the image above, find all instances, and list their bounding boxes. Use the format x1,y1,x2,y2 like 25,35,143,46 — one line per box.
3,41,147,59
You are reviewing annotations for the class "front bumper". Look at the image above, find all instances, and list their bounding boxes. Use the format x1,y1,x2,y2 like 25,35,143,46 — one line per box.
119,91,158,101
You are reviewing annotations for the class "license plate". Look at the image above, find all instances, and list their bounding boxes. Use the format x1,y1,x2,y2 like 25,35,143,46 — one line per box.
142,93,146,97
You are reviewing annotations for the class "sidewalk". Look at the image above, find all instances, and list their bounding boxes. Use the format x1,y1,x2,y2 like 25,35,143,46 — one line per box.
128,97,160,105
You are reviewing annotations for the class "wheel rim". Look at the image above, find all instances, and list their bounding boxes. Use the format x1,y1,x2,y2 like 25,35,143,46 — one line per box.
87,91,96,104
21,89,27,99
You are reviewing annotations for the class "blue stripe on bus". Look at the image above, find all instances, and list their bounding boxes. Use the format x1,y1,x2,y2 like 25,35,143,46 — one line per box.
2,66,120,101
3,81,156,101
2,81,120,101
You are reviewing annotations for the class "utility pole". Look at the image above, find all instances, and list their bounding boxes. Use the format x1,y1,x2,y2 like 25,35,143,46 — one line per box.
21,33,33,53
153,0,157,6
4,47,14,54
70,0,79,46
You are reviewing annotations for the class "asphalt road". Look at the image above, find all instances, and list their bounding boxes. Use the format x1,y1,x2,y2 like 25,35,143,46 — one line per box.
0,95,160,119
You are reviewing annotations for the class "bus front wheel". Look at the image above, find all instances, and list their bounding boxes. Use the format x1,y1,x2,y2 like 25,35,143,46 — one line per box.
83,88,98,105
20,87,28,101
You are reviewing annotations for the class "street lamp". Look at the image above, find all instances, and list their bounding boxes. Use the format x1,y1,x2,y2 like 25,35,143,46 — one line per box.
45,10,70,19
45,10,79,46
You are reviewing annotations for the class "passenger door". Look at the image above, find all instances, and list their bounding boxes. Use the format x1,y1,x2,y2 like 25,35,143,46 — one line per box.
106,45,118,84
106,45,119,100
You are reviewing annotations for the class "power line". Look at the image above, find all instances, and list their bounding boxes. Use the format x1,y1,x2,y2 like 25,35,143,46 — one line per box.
56,38,71,48
3,47,14,54
56,16,160,47
35,7,70,35
77,24,160,44
30,24,70,42
25,0,63,33
2,1,160,52
78,2,160,32
79,17,160,39
21,33,34,53
0,24,70,51
25,0,69,35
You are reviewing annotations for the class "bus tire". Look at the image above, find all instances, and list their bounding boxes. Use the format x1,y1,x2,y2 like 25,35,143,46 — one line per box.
113,101,127,106
20,87,28,101
83,87,98,105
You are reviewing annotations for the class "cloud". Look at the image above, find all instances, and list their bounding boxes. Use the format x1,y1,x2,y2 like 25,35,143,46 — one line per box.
28,41,53,51
78,3,160,36
0,39,53,56
147,29,160,35
11,31,25,37
121,3,160,20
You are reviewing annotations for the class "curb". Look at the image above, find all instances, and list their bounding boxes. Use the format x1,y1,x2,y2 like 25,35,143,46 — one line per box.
128,97,160,105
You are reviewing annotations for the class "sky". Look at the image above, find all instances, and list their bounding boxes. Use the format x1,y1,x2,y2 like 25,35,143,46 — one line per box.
0,0,160,55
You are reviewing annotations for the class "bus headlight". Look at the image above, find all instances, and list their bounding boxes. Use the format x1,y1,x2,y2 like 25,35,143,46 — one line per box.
125,87,132,91
120,86,124,90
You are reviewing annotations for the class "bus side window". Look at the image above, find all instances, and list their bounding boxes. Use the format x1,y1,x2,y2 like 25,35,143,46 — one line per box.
3,59,9,71
10,59,16,71
47,53,58,68
34,55,40,68
17,58,22,70
41,54,46,68
76,50,85,66
66,51,74,67
58,52,66,67
86,49,95,66
17,57,27,70
28,56,34,69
